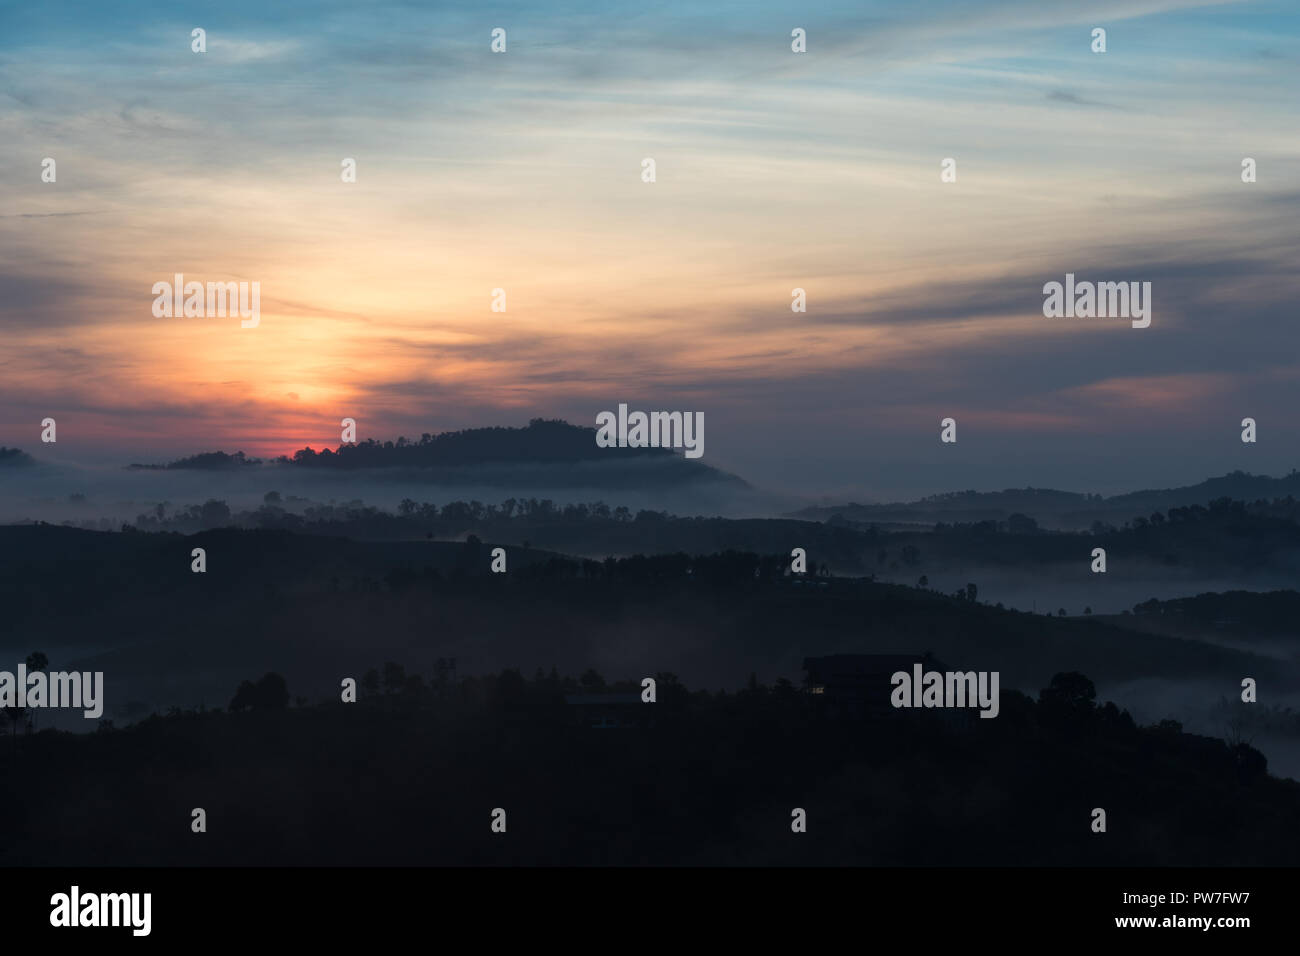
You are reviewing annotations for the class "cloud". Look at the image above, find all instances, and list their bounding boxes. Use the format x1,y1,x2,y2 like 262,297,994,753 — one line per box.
1046,89,1123,110
0,211,99,219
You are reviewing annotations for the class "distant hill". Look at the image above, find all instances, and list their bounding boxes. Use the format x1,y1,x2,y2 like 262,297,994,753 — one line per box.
0,523,1277,700
0,446,35,467
793,470,1300,530
124,419,748,489
129,450,262,470
1109,471,1300,511
279,419,677,469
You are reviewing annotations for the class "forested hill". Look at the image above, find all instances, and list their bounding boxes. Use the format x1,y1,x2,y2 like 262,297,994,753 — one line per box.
282,419,674,469
127,419,738,477
791,470,1300,530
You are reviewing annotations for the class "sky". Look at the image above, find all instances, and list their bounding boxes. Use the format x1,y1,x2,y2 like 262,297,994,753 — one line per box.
2,0,1298,500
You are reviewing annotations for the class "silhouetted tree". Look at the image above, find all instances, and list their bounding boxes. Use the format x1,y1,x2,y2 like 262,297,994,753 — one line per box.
1038,672,1097,727
1233,742,1268,780
24,652,47,730
229,673,290,712
199,499,232,528
1007,513,1038,534
4,706,26,739
382,662,406,695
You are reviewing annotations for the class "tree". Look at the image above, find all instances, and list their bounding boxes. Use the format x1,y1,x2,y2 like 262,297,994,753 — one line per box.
1233,742,1268,780
24,652,47,730
229,672,289,712
1007,513,1038,534
965,582,978,603
199,498,231,528
382,661,406,695
460,534,483,570
654,671,689,704
433,658,457,687
1038,672,1097,723
4,706,26,739
579,668,606,691
918,575,928,588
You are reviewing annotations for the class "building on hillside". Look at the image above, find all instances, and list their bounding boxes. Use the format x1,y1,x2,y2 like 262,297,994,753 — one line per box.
802,652,961,722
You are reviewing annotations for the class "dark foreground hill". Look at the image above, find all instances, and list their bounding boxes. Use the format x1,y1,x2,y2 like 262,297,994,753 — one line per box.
0,522,1296,865
1,669,1296,866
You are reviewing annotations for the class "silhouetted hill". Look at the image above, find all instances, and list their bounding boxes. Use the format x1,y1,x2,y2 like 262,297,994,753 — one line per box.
128,450,262,470
1112,470,1300,511
119,492,1300,591
792,469,1300,530
122,419,747,490
1130,589,1300,626
0,523,1285,727
281,419,674,468
0,447,35,467
1106,589,1300,652
1,667,1295,865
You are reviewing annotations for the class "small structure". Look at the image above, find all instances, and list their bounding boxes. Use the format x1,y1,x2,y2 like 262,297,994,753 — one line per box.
802,652,949,718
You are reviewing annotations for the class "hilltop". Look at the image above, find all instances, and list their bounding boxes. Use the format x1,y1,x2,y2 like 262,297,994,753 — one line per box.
792,470,1300,530
121,419,748,490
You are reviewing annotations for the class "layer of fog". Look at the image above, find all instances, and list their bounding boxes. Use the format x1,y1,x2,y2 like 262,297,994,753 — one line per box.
0,459,800,525
1098,678,1300,782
